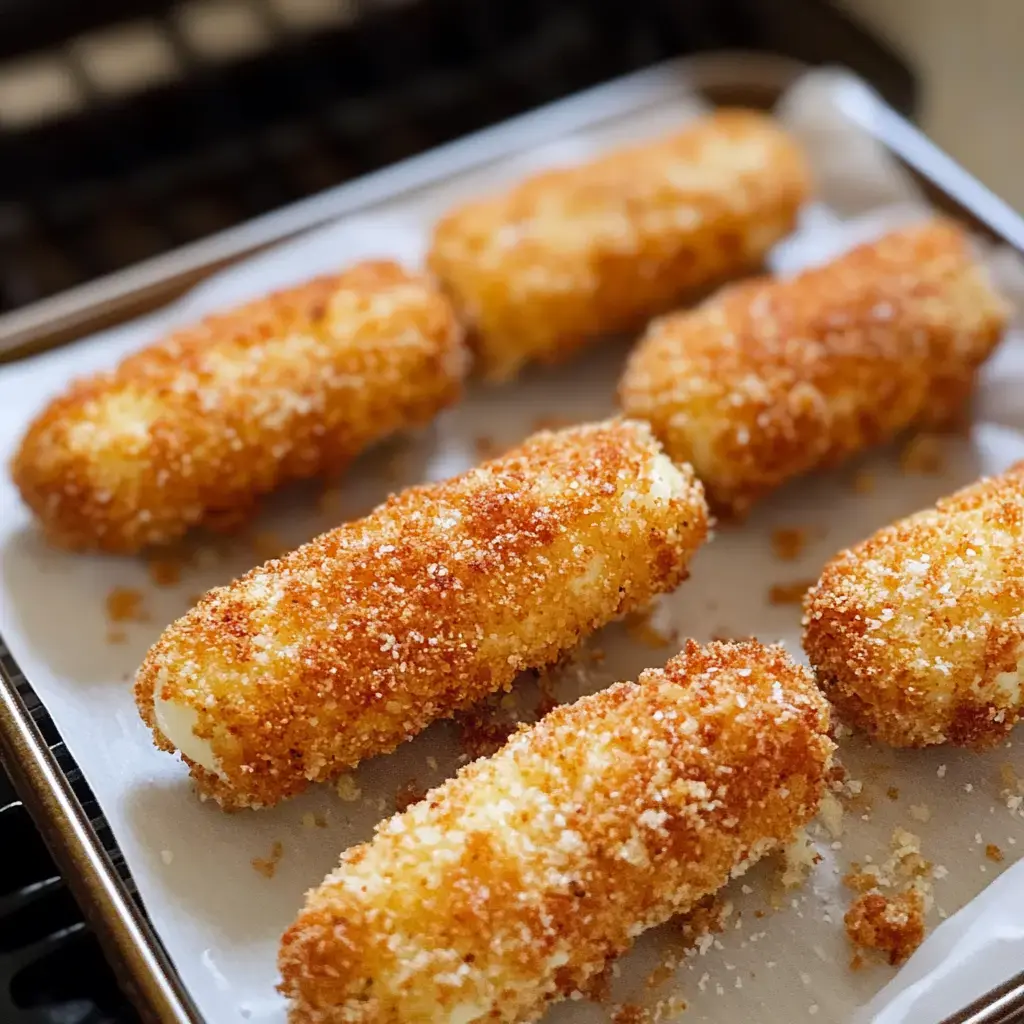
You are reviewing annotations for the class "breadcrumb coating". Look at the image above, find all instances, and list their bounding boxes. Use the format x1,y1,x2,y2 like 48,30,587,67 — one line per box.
12,262,466,553
804,462,1024,748
135,419,709,809
279,640,833,1023
428,110,810,381
620,219,1010,516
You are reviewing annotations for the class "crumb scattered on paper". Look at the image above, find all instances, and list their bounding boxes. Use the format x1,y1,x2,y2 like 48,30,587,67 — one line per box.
335,775,361,802
771,527,809,562
147,553,185,587
851,469,876,494
106,586,147,623
474,435,503,459
845,889,925,966
900,433,945,475
456,703,517,761
624,606,676,648
251,840,283,879
768,580,815,606
394,780,427,813
986,843,1004,863
781,828,821,888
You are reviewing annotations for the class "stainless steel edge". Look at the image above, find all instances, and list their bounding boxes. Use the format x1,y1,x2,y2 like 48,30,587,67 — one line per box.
940,970,1024,1024
0,648,202,1024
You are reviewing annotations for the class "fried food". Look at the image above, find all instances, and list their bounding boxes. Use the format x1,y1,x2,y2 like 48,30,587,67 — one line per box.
12,262,466,552
136,418,709,809
804,462,1024,748
428,110,811,381
620,219,1010,516
279,640,833,1023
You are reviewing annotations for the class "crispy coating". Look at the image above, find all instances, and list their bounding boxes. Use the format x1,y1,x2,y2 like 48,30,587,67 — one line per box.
620,220,1010,516
428,110,811,381
278,640,833,1024
12,262,466,553
135,419,709,809
804,462,1024,748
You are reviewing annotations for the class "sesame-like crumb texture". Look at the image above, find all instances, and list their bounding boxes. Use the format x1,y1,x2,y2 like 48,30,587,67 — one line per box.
135,419,709,809
844,890,925,967
278,640,833,1023
12,262,466,553
428,110,810,381
804,462,1024,748
620,219,1010,516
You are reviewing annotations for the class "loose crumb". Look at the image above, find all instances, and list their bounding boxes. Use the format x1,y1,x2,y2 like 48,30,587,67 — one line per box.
771,527,809,561
251,840,284,879
106,586,147,623
768,580,816,606
624,606,676,648
851,469,876,494
147,553,185,587
335,775,361,802
886,786,900,801
845,889,925,966
900,433,946,475
160,849,174,865
780,829,820,888
474,435,503,459
394,780,427,813
986,843,1004,863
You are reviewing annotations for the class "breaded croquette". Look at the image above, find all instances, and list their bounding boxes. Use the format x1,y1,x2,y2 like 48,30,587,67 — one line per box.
278,640,833,1024
620,220,1010,516
136,419,709,809
804,462,1024,748
12,262,466,553
428,110,811,381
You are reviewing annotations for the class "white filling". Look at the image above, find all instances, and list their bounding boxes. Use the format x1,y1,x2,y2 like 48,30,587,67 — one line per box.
993,658,1024,703
153,693,221,774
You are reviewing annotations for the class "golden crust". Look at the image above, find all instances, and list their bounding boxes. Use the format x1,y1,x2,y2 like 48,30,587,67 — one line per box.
135,419,709,808
428,110,811,381
804,462,1024,748
620,219,1010,516
278,639,833,1023
11,262,467,553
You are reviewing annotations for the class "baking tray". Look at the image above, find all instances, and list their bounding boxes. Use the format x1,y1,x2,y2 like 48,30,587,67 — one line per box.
2,51,1024,1024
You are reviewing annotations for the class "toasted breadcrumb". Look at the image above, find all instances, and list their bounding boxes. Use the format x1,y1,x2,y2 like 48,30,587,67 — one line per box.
986,843,1004,863
13,262,466,552
136,419,709,809
278,641,833,1023
430,111,810,381
624,606,677,648
621,220,1008,516
147,553,185,587
252,840,284,879
900,433,946,475
772,527,809,562
769,580,815,606
106,586,147,623
851,469,876,495
804,461,1024,749
334,776,361,803
845,890,925,966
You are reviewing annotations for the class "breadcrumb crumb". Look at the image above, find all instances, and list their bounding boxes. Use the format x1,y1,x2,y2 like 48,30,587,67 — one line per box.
252,840,284,879
845,890,925,966
106,586,147,623
771,527,809,562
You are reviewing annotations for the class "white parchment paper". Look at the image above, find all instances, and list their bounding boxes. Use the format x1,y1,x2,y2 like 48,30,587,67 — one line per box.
2,65,1024,1024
